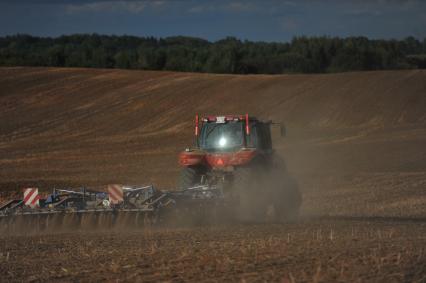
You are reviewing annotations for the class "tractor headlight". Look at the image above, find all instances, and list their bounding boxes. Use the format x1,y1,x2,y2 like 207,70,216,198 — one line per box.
218,137,227,147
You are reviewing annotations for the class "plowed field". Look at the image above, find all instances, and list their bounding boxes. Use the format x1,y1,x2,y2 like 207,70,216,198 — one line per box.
0,67,425,282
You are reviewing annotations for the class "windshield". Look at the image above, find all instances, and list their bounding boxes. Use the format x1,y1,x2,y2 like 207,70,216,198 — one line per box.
199,122,244,151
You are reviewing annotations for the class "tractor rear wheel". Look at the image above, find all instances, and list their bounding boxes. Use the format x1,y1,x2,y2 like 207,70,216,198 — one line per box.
271,172,302,222
233,166,268,222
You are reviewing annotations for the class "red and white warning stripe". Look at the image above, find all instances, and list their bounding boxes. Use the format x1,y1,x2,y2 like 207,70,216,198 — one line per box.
107,184,124,205
23,188,40,208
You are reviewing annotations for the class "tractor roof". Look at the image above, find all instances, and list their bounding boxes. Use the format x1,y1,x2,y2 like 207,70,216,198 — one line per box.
201,115,263,123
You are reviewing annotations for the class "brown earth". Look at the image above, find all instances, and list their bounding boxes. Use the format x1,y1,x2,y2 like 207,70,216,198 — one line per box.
1,220,425,283
0,67,425,282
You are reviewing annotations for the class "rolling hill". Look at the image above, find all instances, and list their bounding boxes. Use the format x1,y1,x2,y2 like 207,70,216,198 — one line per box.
1,67,425,217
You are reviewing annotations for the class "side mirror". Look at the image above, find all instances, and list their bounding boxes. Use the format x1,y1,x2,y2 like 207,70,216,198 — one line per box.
280,124,286,137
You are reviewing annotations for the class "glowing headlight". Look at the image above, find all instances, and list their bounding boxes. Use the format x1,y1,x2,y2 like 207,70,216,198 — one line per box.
218,137,227,147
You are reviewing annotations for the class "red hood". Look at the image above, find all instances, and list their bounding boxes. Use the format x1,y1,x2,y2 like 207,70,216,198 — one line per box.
179,148,257,168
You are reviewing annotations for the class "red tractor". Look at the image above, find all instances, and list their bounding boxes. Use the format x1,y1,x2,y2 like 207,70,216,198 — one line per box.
178,114,301,222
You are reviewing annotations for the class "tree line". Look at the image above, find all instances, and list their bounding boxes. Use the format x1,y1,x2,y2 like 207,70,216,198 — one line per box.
0,34,425,74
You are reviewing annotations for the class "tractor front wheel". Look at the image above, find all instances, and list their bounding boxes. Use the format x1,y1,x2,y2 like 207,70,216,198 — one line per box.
178,166,204,189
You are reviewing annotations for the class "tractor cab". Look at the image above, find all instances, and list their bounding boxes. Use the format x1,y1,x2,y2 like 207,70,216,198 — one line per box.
197,115,273,152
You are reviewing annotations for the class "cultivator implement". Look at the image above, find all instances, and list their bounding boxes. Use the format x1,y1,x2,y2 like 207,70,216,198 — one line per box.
0,184,225,233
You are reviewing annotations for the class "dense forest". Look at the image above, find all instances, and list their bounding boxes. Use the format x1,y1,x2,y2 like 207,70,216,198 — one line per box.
1,34,425,74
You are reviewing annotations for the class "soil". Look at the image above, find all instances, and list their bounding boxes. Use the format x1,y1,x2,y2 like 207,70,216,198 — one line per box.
0,67,425,282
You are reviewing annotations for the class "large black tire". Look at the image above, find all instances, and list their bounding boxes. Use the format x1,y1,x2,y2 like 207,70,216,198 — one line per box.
178,166,203,190
233,166,268,222
232,158,302,223
233,166,251,189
